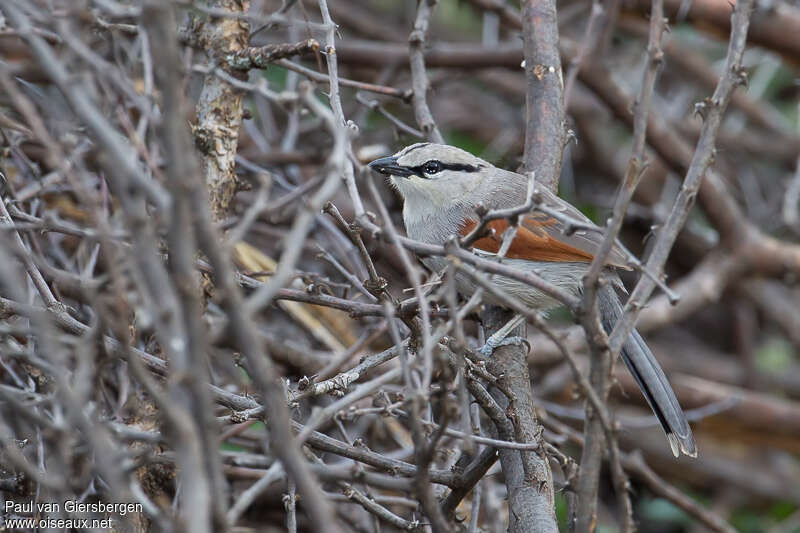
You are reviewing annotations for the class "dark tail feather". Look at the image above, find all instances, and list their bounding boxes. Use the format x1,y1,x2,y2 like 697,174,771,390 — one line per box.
598,285,697,458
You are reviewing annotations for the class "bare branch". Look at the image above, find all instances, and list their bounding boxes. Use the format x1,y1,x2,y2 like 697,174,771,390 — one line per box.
409,0,445,144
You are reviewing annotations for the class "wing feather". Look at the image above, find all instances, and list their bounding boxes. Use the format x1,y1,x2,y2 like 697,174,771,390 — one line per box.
460,218,594,262
460,210,630,269
524,189,631,269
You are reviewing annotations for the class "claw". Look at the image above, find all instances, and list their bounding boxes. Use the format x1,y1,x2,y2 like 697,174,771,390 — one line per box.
477,342,495,358
477,314,528,357
477,336,527,357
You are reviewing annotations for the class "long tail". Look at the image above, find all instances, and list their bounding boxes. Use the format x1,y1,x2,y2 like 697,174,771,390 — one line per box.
597,285,697,458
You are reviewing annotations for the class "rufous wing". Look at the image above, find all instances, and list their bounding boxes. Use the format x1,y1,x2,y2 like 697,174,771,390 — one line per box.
459,217,596,263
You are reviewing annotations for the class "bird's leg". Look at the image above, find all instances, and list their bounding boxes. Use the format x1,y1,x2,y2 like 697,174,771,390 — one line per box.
477,314,527,357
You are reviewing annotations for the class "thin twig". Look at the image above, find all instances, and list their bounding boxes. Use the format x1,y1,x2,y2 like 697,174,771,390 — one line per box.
609,0,755,354
409,0,445,144
575,0,666,528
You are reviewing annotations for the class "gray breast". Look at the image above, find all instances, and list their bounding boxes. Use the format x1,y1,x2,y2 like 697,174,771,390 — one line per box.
422,255,587,310
403,202,470,246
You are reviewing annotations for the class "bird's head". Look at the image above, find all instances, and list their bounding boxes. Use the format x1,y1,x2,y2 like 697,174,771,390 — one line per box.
368,143,492,207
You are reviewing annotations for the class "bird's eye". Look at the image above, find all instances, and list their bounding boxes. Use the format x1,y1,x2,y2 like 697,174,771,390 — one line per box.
423,161,442,175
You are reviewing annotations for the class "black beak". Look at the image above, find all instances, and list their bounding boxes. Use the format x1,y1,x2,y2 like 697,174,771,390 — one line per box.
367,156,414,178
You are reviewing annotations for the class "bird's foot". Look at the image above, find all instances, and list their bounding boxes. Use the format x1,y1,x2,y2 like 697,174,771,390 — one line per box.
477,336,527,358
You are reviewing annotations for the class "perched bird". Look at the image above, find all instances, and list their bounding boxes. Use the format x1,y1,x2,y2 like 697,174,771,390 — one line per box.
368,142,696,458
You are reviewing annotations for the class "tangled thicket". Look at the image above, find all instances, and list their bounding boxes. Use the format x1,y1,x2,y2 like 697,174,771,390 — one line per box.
1,1,800,532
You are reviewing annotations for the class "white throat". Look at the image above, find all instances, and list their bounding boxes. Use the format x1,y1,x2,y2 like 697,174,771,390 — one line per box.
392,177,475,245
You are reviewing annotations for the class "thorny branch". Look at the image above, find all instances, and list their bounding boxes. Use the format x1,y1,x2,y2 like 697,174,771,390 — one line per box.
575,0,665,529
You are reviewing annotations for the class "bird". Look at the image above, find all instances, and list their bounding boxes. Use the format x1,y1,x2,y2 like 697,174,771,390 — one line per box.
368,142,697,458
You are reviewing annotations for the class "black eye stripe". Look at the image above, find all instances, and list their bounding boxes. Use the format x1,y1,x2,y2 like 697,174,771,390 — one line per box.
406,161,482,178
440,163,481,172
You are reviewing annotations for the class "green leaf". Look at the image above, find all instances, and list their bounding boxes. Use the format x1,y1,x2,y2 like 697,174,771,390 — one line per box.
756,337,795,374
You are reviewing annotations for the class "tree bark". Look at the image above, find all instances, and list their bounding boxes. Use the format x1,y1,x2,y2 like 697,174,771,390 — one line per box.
483,307,558,533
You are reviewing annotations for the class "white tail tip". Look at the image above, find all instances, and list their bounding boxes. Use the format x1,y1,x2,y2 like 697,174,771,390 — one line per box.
667,433,699,458
668,434,680,458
